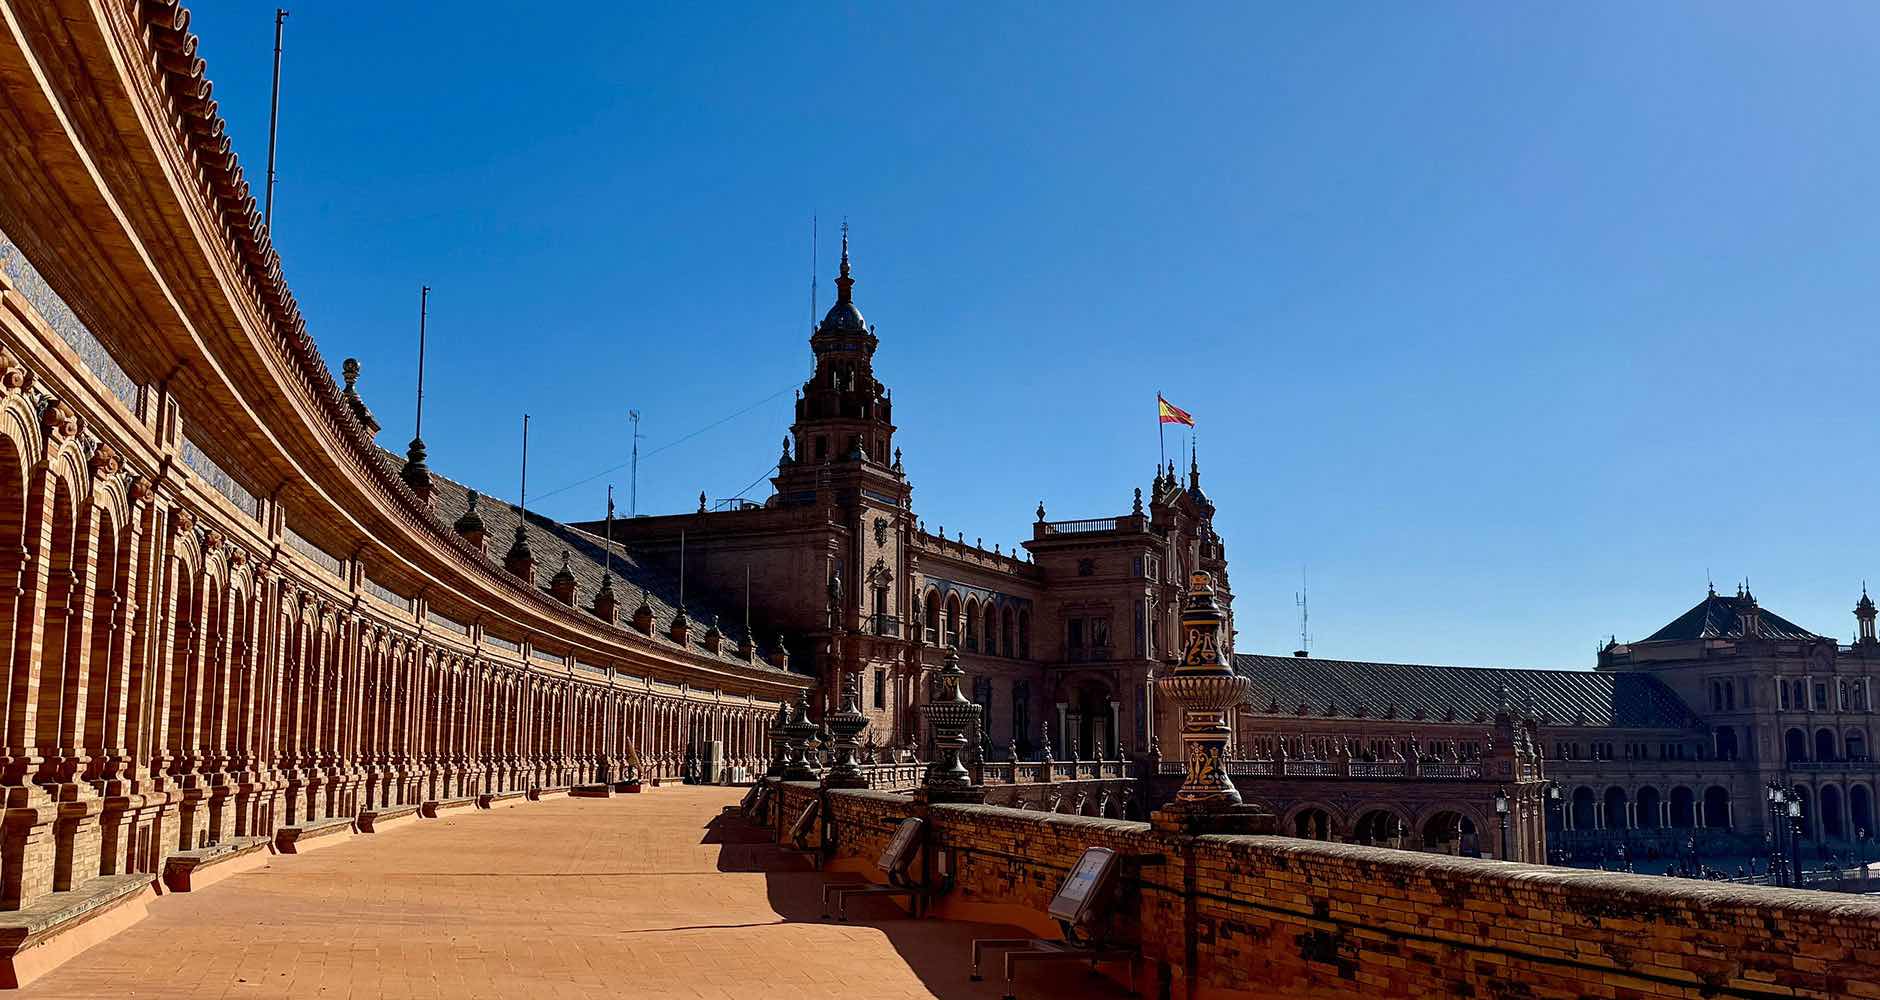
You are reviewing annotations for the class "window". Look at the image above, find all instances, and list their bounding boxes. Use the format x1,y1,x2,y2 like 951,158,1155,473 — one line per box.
1725,681,1734,710
1815,684,1829,710
1780,682,1790,711
1132,555,1145,578
1840,679,1850,711
1068,618,1085,652
1134,601,1147,658
1091,617,1111,651
873,669,886,710
1001,608,1014,657
1018,611,1030,659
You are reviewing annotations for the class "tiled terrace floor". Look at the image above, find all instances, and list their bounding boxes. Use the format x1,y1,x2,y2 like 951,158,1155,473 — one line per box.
23,786,1128,999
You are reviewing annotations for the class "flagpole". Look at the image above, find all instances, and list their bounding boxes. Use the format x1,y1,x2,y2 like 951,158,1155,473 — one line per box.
1157,391,1166,471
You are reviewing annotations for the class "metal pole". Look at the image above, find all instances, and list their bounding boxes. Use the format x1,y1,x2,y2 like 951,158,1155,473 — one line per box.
415,285,429,437
264,9,289,231
519,414,529,512
628,410,641,517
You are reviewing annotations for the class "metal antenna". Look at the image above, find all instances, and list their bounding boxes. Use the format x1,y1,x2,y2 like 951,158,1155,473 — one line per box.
414,285,429,437
603,484,615,578
1295,567,1311,656
627,410,643,517
264,9,289,231
519,414,530,513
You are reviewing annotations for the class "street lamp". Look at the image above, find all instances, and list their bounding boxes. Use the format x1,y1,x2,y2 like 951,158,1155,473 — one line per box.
1495,786,1511,861
1787,796,1804,885
1766,783,1791,886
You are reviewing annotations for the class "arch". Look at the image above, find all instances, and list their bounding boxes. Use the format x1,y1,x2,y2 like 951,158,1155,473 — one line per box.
1851,784,1874,838
33,470,80,777
1816,728,1838,763
1017,608,1030,659
1785,727,1808,763
1281,802,1338,841
943,593,961,648
1820,784,1845,840
1714,726,1739,761
1702,785,1730,829
1350,808,1411,849
1419,810,1480,857
1724,679,1735,710
962,596,979,652
1668,786,1696,829
1848,728,1869,763
983,602,997,657
1570,786,1597,830
1001,606,1015,657
1635,786,1663,830
1603,786,1630,830
0,426,26,758
923,589,940,643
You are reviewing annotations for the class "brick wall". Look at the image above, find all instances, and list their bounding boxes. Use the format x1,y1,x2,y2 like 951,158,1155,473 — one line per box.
789,784,1880,999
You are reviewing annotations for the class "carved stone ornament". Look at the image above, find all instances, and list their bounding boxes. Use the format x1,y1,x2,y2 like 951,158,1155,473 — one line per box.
88,442,122,479
41,399,79,440
0,348,26,392
170,508,195,535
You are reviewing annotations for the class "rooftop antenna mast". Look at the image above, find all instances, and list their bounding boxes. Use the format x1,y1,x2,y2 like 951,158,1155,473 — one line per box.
1294,567,1311,657
627,410,643,517
263,9,289,231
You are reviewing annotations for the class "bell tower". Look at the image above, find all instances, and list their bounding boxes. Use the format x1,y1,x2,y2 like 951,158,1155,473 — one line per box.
774,223,899,487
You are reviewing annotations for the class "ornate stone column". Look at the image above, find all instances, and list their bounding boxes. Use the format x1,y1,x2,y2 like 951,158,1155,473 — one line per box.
779,693,819,782
765,700,790,779
917,648,983,804
1152,571,1270,834
823,672,869,789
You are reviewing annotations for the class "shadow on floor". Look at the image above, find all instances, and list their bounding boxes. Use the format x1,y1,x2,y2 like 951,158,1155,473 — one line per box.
701,809,1139,1000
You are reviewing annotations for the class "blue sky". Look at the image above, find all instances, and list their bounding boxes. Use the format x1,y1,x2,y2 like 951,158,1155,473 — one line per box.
191,4,1880,668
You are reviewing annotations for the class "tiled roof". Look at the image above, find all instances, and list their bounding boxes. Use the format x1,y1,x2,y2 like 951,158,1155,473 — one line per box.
1232,654,1700,730
379,450,791,674
1640,591,1823,643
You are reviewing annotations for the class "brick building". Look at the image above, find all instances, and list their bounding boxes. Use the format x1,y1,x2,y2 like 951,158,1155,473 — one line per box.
575,231,1233,769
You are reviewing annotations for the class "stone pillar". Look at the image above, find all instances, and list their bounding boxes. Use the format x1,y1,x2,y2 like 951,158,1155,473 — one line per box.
1151,571,1268,835
778,693,818,782
823,672,869,789
917,648,982,804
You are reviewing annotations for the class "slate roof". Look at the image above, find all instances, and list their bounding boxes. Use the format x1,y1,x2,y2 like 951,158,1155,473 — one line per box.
1639,591,1824,643
378,450,792,674
1232,654,1700,730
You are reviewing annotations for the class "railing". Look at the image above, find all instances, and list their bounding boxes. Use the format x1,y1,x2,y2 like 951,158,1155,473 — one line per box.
1041,518,1118,535
871,613,900,638
1348,761,1408,778
1158,757,1486,781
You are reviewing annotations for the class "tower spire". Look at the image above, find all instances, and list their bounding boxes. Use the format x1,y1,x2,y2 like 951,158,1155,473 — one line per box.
835,219,853,304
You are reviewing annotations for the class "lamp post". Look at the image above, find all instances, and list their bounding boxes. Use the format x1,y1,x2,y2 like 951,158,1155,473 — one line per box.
1544,782,1563,865
1787,795,1804,885
1766,783,1790,886
1494,786,1511,861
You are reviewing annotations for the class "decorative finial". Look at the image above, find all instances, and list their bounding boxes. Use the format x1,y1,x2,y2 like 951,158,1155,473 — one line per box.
698,490,707,513
834,219,854,304
780,435,792,463
1133,487,1143,515
1036,500,1046,522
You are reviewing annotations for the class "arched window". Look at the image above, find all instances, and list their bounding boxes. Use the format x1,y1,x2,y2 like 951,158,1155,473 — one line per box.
1715,726,1739,761
963,598,980,652
1817,728,1838,762
1724,681,1734,710
1001,607,1015,657
1017,610,1031,659
1702,786,1731,829
944,595,961,648
1786,728,1808,762
924,591,940,643
1848,729,1868,762
985,604,998,656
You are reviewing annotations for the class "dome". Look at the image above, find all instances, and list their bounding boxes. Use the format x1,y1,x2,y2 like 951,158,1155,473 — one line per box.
820,299,867,332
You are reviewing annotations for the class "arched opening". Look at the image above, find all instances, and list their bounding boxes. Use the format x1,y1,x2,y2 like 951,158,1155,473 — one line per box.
1816,728,1838,763
943,594,961,648
1786,728,1808,763
1351,809,1409,849
1851,785,1874,838
1669,786,1696,829
1001,607,1014,657
923,589,940,643
166,560,200,780
34,476,78,779
1702,786,1730,829
1291,807,1332,841
1635,786,1663,830
1570,786,1597,830
1714,726,1739,761
1849,729,1869,763
984,604,998,657
1603,786,1629,831
963,597,979,652
1821,785,1845,840
1724,680,1735,710
1420,810,1479,857
82,509,121,782
1071,680,1114,759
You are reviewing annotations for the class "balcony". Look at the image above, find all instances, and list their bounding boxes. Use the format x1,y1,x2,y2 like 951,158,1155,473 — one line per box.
871,613,900,638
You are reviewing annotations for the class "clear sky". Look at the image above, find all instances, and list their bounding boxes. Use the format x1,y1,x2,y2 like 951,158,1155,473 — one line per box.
189,3,1880,669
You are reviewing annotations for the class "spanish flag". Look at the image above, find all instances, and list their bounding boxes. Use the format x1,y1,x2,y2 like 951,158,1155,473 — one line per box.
1157,394,1195,427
